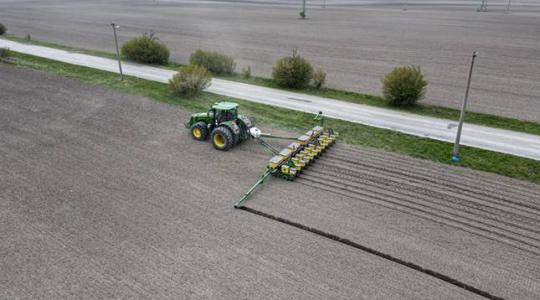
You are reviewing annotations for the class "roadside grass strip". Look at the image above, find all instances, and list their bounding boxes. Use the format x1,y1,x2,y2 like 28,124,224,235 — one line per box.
4,51,540,184
3,35,540,136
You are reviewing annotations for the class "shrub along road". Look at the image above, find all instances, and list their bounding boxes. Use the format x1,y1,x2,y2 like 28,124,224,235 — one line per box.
1,0,539,121
2,39,539,161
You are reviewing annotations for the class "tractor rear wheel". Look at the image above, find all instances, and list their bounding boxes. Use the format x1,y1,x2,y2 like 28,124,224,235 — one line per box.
211,126,234,151
191,122,208,141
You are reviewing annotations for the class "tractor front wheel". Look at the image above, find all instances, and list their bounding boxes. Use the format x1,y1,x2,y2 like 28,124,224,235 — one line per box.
191,122,208,141
211,126,234,151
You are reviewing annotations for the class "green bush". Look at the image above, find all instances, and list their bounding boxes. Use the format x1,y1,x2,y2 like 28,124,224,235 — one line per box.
189,49,235,75
272,50,313,89
168,65,212,97
312,68,326,89
242,65,251,79
381,65,427,107
121,32,170,65
0,48,10,59
0,23,6,35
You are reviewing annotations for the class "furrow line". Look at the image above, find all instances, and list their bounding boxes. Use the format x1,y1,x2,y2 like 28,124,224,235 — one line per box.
332,143,540,197
304,168,540,233
327,149,540,201
302,172,540,243
307,163,540,224
324,149,532,199
331,145,540,199
239,206,505,300
298,176,540,254
319,153,540,210
313,158,540,216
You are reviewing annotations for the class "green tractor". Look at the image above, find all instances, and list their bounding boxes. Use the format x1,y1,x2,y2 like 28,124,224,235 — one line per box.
185,101,339,207
185,101,259,151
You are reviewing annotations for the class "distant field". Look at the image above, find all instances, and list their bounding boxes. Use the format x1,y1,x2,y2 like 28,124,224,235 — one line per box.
153,0,540,6
1,0,539,121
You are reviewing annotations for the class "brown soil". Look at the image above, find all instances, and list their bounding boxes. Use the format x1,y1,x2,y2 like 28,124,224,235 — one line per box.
1,64,538,299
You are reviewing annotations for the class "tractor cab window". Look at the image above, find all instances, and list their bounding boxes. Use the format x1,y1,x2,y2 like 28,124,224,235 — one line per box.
216,109,235,123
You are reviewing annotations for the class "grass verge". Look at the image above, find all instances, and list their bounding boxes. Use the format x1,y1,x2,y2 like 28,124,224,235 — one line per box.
3,34,540,135
3,51,540,184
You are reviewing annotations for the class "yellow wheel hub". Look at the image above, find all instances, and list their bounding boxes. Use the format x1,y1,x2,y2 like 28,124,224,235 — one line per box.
213,133,226,148
192,127,202,139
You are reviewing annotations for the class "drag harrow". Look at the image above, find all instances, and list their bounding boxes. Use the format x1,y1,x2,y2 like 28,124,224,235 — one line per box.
185,101,338,208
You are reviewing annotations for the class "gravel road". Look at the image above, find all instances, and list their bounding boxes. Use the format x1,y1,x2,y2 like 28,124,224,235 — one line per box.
1,0,539,121
1,64,538,298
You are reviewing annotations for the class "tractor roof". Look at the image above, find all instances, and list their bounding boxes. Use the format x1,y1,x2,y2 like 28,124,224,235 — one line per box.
212,101,238,110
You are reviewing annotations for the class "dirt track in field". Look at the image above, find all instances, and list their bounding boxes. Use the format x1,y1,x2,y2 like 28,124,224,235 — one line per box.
249,145,540,298
1,64,539,299
301,144,540,255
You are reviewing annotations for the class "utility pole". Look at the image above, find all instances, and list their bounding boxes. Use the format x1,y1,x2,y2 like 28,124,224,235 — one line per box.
451,51,478,162
506,0,511,13
478,0,488,12
111,23,123,81
300,0,306,19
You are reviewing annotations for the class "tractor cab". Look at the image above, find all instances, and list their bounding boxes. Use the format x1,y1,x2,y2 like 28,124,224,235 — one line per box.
211,101,238,124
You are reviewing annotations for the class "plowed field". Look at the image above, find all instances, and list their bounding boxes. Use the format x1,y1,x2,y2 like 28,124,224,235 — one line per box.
1,64,539,299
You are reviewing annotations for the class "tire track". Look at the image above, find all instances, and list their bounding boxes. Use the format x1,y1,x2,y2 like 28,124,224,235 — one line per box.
308,161,540,223
333,143,540,197
311,161,540,230
294,145,540,256
326,149,540,210
332,144,540,202
328,150,540,204
239,207,505,300
298,178,540,256
304,168,540,234
299,176,540,253
309,161,540,223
